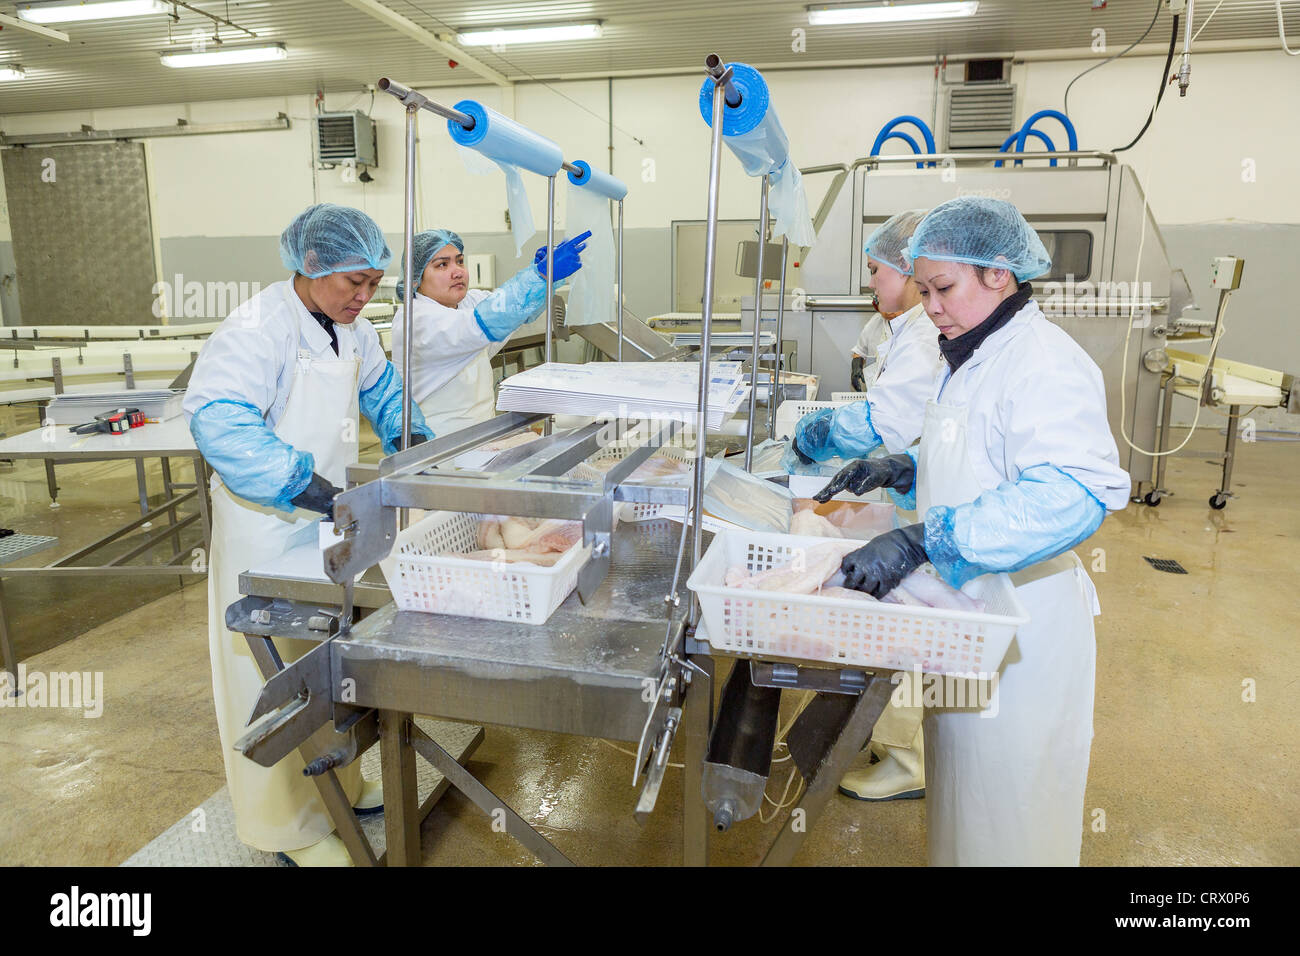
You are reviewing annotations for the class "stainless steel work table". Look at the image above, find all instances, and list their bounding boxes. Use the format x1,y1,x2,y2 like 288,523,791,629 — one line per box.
335,521,686,744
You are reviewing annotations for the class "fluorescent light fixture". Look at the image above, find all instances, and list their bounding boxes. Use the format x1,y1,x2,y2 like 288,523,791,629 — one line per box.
160,44,288,68
808,2,979,25
18,1,168,23
0,65,27,81
456,22,602,46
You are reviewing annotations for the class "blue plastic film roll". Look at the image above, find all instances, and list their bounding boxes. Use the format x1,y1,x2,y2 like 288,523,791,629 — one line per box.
566,160,628,201
697,62,791,178
447,100,564,177
697,63,816,248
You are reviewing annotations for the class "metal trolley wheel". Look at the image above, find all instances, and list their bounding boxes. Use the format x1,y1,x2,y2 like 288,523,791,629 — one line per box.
1209,493,1228,510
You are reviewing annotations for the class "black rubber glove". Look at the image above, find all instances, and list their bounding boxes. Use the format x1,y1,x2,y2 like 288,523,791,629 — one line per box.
850,356,867,393
790,436,815,465
290,472,341,519
840,522,928,597
401,432,430,450
813,453,916,502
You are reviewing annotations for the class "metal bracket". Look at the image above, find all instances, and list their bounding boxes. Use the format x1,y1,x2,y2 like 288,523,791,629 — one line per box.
633,625,687,788
575,496,613,604
234,637,333,768
325,478,396,584
749,660,871,695
123,353,135,389
633,706,681,825
51,356,63,395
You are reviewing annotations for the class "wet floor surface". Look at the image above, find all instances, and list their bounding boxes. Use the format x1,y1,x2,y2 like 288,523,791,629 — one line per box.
1,418,1296,866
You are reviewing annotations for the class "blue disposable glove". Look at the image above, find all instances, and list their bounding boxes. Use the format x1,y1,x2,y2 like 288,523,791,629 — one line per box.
924,463,1106,589
189,399,315,513
474,267,547,342
359,363,434,455
533,229,592,281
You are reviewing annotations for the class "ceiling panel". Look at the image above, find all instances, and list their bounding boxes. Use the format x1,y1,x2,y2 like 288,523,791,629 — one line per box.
0,0,1294,114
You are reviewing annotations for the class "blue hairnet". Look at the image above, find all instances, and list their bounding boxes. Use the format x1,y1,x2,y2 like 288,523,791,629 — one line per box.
396,228,465,301
864,208,927,276
280,203,392,278
906,197,1051,281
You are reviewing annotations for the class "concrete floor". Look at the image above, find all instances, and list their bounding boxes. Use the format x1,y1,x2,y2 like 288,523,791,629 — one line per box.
1,407,1296,866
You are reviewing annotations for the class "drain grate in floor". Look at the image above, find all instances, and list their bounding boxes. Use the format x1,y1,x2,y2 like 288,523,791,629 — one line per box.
1144,557,1188,574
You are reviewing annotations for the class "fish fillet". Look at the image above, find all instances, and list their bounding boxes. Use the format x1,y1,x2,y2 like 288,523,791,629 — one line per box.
892,567,987,612
790,509,844,538
459,549,565,567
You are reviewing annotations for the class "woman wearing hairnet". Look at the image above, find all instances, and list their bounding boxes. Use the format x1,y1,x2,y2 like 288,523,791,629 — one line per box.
784,209,941,803
391,228,589,436
183,203,433,866
815,196,1130,865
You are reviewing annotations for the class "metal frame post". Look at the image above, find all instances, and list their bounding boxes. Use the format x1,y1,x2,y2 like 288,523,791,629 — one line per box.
769,235,789,438
617,198,625,363
743,175,770,471
691,64,730,624
544,174,556,436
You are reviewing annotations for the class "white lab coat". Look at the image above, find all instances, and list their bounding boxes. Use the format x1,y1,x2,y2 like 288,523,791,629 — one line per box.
923,299,1131,508
914,297,1128,866
852,312,889,361
391,289,506,437
860,302,942,453
184,278,391,852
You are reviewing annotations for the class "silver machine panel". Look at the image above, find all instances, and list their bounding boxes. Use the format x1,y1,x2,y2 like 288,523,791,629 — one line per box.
772,154,1181,489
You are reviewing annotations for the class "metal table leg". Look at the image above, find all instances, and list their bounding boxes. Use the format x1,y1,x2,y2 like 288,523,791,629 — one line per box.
682,653,715,866
44,459,59,508
760,675,893,866
242,633,379,866
193,455,212,553
134,459,150,519
160,456,182,560
0,579,18,697
1212,404,1239,508
380,710,421,866
1150,375,1176,504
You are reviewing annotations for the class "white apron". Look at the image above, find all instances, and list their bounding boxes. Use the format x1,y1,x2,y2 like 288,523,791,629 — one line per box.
916,398,1099,866
206,304,364,852
416,350,496,437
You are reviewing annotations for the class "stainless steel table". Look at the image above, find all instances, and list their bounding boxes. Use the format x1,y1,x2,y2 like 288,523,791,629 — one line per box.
0,418,211,678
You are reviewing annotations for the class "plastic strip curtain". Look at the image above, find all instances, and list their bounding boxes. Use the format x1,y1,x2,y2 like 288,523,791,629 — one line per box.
565,160,627,328
698,64,816,248
448,100,564,255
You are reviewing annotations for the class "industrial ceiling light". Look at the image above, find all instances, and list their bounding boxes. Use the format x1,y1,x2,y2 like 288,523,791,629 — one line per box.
456,22,602,46
0,65,28,81
17,0,169,23
160,43,288,68
807,1,979,25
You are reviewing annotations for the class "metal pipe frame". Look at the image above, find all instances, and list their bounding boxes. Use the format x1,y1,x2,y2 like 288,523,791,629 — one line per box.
691,61,731,624
617,199,625,363
743,174,770,471
546,175,556,368
769,235,790,438
704,53,742,108
855,150,1115,168
378,78,475,128
400,102,417,464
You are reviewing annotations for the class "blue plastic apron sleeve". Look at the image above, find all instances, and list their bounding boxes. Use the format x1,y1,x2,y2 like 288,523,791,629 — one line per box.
564,160,622,327
448,100,564,256
567,160,628,201
697,63,816,248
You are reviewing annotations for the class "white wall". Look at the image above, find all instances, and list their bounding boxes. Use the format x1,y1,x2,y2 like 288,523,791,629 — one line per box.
2,49,1294,245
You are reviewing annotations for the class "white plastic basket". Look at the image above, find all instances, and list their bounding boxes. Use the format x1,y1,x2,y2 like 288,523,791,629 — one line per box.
577,443,694,522
773,398,856,441
380,511,589,625
687,530,1028,675
830,391,864,403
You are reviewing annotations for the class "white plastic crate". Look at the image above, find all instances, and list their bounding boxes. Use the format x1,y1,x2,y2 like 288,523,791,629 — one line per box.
773,398,856,441
380,510,589,625
578,442,693,522
830,391,864,403
687,530,1028,676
